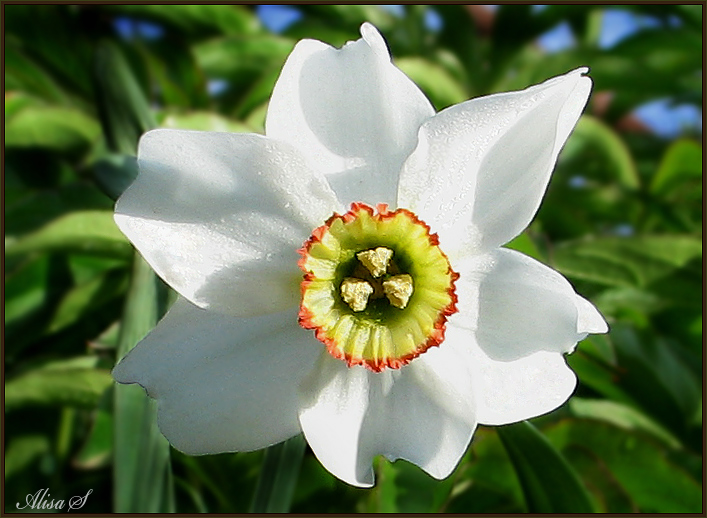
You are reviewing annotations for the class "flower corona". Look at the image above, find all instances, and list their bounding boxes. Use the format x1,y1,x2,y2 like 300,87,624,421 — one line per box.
298,203,458,372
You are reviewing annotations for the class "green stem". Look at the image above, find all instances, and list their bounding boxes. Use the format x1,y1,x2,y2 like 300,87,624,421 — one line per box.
249,434,306,513
113,254,175,513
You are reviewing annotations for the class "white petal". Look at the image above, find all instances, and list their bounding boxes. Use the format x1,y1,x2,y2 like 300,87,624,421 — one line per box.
575,294,609,335
266,23,434,207
298,347,476,487
454,248,603,362
112,298,320,454
445,324,578,426
398,68,591,258
115,129,340,316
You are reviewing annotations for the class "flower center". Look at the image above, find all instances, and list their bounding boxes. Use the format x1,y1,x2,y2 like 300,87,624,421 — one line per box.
340,247,414,312
298,203,459,372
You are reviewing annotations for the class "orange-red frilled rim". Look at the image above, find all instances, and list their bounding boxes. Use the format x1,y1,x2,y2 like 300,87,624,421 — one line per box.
298,202,459,372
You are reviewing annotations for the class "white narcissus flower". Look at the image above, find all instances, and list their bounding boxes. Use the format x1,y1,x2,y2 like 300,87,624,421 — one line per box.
112,23,608,487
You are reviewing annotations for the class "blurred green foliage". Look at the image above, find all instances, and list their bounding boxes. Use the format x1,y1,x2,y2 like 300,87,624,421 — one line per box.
4,4,702,513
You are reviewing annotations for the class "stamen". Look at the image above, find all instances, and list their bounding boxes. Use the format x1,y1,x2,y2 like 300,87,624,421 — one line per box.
356,247,393,278
383,274,414,309
340,278,374,312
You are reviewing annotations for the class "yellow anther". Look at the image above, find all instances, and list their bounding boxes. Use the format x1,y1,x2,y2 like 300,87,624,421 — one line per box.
357,247,394,278
382,274,414,309
340,278,374,312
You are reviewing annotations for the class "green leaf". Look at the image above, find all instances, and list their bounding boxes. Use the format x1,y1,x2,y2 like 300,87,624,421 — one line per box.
497,421,595,513
160,111,253,133
244,102,269,133
93,41,156,155
113,254,174,513
568,350,638,409
545,419,702,512
447,428,524,513
677,4,702,28
5,182,113,237
588,28,700,117
5,5,96,99
290,452,348,512
4,42,68,104
570,327,700,450
283,20,356,49
4,91,41,120
193,33,293,117
67,254,126,285
46,268,128,334
612,27,701,77
173,450,263,512
4,256,50,328
295,5,394,35
373,459,456,513
552,235,701,291
108,4,259,37
139,38,210,110
651,138,702,195
5,106,100,154
194,35,293,81
610,325,701,445
567,115,640,189
250,434,306,513
502,26,699,120
395,57,468,110
5,357,113,411
75,390,113,469
593,287,664,322
505,232,544,261
364,458,399,512
92,154,139,202
6,210,132,259
569,398,680,449
4,435,51,479
231,66,282,120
